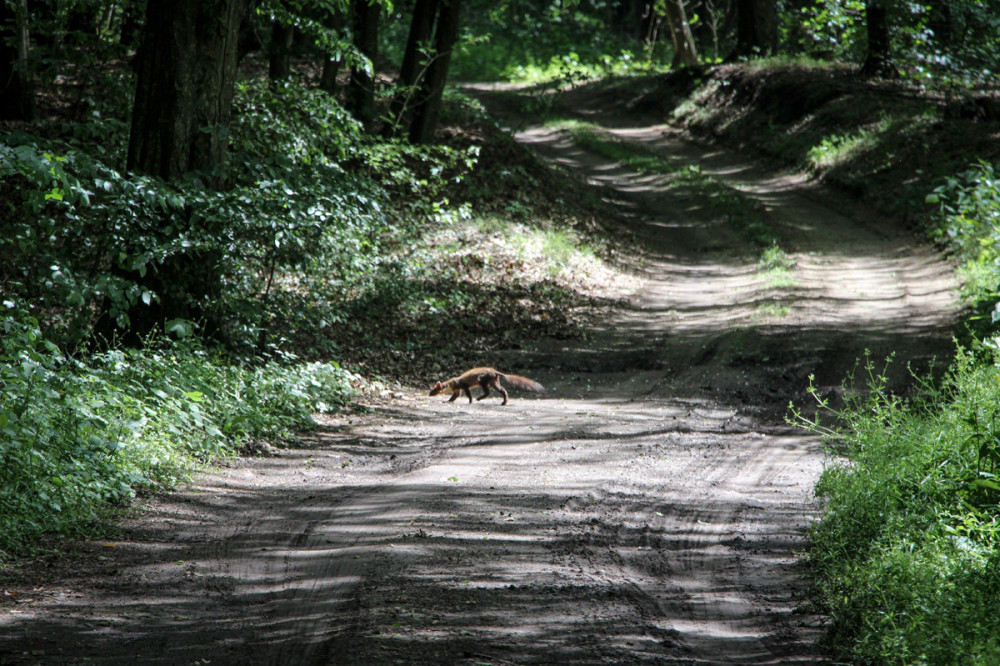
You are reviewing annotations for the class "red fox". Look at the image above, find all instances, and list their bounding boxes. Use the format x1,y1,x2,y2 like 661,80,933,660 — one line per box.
429,367,545,405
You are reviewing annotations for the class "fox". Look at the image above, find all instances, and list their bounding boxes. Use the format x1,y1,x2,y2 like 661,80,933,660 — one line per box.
429,367,545,406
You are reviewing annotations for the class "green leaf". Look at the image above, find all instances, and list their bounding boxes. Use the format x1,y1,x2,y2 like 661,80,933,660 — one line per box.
165,319,193,338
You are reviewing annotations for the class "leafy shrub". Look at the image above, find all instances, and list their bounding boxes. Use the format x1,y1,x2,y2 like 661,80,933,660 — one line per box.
0,303,358,559
0,78,479,353
927,160,1000,331
797,345,1000,664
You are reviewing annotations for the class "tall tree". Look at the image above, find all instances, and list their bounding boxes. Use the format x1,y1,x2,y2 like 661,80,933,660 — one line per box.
385,0,438,134
662,0,699,67
346,0,379,129
121,0,250,339
0,0,33,121
268,17,296,81
408,0,462,143
127,0,250,183
861,0,892,76
318,7,347,94
732,0,777,58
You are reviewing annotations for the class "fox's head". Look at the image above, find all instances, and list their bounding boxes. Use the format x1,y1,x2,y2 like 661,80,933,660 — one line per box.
429,382,445,396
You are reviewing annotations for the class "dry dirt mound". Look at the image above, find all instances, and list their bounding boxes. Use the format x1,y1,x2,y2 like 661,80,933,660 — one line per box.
0,84,958,665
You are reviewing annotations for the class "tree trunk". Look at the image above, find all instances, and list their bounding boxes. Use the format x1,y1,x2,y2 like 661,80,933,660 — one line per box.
118,0,249,341
862,0,892,76
346,0,380,130
119,0,145,49
127,0,249,183
408,0,462,144
385,0,439,135
319,57,342,94
732,0,777,58
635,0,660,45
0,0,33,121
662,0,698,67
927,3,953,48
268,19,296,81
318,8,347,94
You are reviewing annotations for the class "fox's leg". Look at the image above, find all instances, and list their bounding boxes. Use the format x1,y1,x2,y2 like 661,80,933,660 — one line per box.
448,391,460,402
464,387,474,403
495,379,509,405
477,377,492,401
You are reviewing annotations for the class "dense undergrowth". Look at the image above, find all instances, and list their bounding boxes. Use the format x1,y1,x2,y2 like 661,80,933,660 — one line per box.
803,168,1000,663
795,346,1000,665
0,309,359,558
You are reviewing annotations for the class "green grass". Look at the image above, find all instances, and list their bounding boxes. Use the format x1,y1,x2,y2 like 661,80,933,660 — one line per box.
755,302,791,318
758,244,798,288
807,115,893,170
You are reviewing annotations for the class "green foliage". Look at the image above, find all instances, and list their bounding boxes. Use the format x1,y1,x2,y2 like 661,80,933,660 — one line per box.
503,50,666,87
257,0,363,67
428,0,669,82
0,78,478,352
0,304,358,559
786,0,1000,86
758,244,797,288
927,161,1000,329
807,118,891,169
794,347,1000,665
786,0,867,63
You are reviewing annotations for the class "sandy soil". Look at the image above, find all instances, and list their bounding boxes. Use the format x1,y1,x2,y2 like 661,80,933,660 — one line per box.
0,93,959,665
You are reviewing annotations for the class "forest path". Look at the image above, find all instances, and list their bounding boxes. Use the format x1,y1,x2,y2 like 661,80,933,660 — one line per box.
0,87,958,665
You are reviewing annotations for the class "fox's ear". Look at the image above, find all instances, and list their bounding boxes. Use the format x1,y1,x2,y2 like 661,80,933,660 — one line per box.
429,381,443,395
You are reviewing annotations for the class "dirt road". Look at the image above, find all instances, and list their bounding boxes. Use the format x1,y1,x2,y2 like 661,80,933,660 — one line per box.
0,95,957,664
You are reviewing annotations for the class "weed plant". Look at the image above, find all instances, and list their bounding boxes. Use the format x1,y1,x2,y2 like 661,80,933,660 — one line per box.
758,244,798,288
795,347,1000,665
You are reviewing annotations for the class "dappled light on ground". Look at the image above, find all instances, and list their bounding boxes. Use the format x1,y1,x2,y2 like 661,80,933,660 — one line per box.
0,94,957,665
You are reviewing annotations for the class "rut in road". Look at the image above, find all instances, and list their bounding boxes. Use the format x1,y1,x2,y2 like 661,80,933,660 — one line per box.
0,114,957,665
